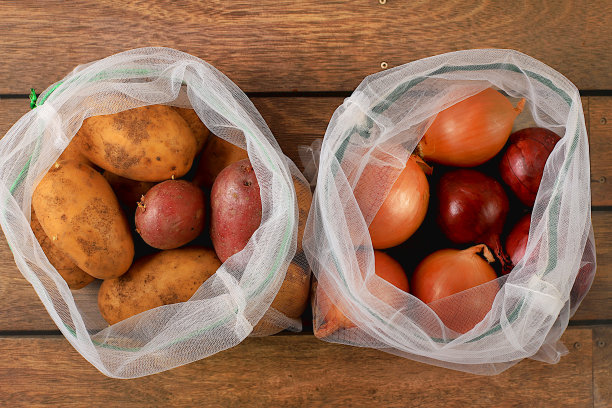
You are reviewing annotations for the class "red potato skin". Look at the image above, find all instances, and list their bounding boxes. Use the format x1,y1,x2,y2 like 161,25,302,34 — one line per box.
210,159,262,263
135,180,206,250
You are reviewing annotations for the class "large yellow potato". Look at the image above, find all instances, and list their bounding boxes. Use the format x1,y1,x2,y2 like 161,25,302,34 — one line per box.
173,107,210,153
252,260,311,336
75,105,197,182
32,160,134,279
98,247,221,325
193,135,248,188
58,138,90,165
30,210,95,290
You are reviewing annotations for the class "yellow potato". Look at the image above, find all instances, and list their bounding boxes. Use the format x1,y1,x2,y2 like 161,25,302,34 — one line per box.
193,135,249,188
173,107,210,153
58,138,90,165
293,178,313,252
252,260,311,336
98,247,221,325
30,210,95,290
75,105,197,182
32,160,134,279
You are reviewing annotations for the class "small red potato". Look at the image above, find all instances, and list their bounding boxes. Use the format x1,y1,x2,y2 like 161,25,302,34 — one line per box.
210,159,262,262
135,180,206,250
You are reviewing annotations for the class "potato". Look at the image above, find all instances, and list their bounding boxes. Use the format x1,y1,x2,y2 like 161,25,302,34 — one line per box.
30,210,95,290
252,260,311,336
32,160,134,279
293,178,312,252
58,138,90,165
75,105,197,182
210,159,262,262
173,107,210,152
98,246,221,325
193,135,248,188
135,180,206,250
103,171,156,212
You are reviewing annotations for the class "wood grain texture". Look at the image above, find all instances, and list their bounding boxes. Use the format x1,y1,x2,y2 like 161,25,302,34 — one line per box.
0,328,593,407
1,1,611,93
593,326,612,408
590,97,612,206
572,212,612,321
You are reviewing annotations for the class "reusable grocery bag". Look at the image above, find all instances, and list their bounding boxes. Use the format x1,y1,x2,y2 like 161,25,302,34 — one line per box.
0,47,311,378
304,49,595,375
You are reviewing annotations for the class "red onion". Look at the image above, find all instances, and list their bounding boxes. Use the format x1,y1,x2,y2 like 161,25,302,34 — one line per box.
505,214,531,273
499,127,560,207
437,169,511,273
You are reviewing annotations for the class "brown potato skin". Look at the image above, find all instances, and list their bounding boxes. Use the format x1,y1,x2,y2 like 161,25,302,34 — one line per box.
103,171,156,212
193,135,248,188
98,247,221,325
210,159,262,263
30,210,95,290
75,105,197,182
58,138,90,165
252,261,311,336
32,160,134,279
173,107,210,153
293,178,312,252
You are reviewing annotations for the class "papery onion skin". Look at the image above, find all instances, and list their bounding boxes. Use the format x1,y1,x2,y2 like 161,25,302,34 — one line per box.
499,127,560,207
418,88,525,167
411,245,499,333
437,169,512,273
355,155,430,249
314,250,408,338
505,214,531,271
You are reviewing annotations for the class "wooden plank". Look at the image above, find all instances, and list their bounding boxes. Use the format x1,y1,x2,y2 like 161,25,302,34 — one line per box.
0,328,593,407
0,97,610,329
0,96,600,194
0,211,609,331
590,96,612,206
1,1,611,93
593,326,612,408
572,212,612,321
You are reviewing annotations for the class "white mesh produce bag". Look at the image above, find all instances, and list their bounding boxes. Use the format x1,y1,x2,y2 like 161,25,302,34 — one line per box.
0,47,311,378
304,49,595,375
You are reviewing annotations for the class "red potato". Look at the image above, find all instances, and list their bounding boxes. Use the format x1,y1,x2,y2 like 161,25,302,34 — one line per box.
210,159,262,262
135,180,206,250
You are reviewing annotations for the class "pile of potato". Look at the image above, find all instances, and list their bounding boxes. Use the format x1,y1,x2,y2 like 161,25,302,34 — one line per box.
31,104,311,333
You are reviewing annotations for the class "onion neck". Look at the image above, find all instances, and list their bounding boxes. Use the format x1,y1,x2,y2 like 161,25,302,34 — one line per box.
485,234,513,274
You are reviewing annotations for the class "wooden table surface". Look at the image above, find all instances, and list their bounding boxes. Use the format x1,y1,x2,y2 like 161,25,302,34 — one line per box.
1,1,611,407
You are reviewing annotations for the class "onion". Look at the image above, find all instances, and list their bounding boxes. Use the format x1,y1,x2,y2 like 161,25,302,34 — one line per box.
437,169,512,273
418,88,525,167
355,155,430,249
499,127,560,207
505,214,531,272
411,245,499,333
314,250,408,338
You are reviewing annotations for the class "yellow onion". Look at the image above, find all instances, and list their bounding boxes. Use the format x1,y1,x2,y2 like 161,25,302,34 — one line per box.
418,88,525,167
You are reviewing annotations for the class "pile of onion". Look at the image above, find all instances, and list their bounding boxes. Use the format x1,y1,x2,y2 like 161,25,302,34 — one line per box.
418,88,525,167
